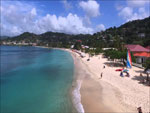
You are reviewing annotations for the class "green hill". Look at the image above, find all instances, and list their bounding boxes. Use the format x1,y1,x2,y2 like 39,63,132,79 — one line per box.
1,17,150,48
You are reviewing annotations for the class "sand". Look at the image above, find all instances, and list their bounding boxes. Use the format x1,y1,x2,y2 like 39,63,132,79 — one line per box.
69,50,150,113
35,46,149,112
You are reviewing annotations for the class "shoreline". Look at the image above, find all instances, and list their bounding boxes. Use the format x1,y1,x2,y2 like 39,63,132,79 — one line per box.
15,45,149,112
68,49,149,112
67,49,85,113
68,49,115,112
69,50,127,112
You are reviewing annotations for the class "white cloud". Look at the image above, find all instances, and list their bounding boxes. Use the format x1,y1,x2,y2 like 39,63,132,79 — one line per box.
11,26,22,35
36,13,93,34
118,6,149,22
1,2,94,36
0,24,22,36
79,0,100,17
82,16,91,27
31,8,37,16
119,7,133,20
117,0,150,22
96,24,105,32
127,0,149,7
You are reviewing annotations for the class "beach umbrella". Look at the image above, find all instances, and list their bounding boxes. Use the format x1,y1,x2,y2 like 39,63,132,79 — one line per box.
123,69,129,72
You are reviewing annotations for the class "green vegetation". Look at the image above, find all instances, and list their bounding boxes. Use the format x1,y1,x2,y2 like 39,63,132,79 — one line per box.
103,49,125,61
94,48,103,55
131,52,136,63
143,59,150,69
103,49,136,64
1,17,149,69
1,17,149,49
74,41,82,50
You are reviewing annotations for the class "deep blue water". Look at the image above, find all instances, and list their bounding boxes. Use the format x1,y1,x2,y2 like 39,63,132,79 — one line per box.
0,46,75,112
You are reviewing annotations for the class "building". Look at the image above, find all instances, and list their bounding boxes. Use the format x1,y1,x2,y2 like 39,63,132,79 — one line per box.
146,46,150,50
102,48,117,50
125,44,150,64
81,45,89,49
138,33,145,38
71,45,74,49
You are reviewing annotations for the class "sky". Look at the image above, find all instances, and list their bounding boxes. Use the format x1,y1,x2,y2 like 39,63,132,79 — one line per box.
0,0,150,36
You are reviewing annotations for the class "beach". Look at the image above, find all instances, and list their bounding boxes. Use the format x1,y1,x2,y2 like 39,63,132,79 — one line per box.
69,49,150,113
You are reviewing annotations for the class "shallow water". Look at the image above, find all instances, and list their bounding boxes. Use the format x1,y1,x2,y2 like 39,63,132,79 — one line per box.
0,46,75,112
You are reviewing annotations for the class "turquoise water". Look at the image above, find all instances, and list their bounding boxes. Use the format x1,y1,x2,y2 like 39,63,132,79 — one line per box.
0,46,75,112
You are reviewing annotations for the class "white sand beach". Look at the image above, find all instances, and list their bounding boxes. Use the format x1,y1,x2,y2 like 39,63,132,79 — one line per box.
69,49,150,113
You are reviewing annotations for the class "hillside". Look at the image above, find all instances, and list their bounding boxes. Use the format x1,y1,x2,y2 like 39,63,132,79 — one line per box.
0,36,10,39
1,17,150,48
94,17,150,47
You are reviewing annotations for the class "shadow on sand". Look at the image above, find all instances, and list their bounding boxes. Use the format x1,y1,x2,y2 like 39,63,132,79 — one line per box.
104,62,124,67
132,75,150,86
134,70,144,73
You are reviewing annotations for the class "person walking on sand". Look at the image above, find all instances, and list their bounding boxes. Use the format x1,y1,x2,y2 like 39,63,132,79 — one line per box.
103,65,105,69
120,71,123,77
126,72,130,77
101,72,103,79
99,72,103,79
137,107,142,113
140,73,143,77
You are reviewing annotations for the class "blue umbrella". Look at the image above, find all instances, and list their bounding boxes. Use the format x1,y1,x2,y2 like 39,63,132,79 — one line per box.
123,69,129,72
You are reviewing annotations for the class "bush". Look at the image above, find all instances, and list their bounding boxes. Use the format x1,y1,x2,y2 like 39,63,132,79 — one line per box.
143,58,150,69
94,48,102,55
131,52,136,63
74,42,81,50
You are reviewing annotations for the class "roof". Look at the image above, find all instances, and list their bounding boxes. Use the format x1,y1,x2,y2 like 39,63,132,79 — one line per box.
125,44,149,52
134,52,150,57
77,40,82,42
146,46,150,50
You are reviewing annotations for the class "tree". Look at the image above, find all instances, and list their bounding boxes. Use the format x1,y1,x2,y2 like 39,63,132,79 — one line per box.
113,35,121,49
94,48,102,55
74,41,81,50
131,52,136,63
143,58,150,69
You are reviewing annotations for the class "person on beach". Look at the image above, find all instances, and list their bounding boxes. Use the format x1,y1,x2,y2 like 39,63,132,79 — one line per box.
120,71,123,77
100,72,103,79
126,72,130,77
103,65,105,69
137,107,142,113
146,73,149,82
139,73,145,83
140,73,143,77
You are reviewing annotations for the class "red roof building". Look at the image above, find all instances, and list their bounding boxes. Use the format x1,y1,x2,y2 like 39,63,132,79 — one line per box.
125,44,149,52
134,52,150,57
146,46,150,50
77,40,82,43
125,44,150,64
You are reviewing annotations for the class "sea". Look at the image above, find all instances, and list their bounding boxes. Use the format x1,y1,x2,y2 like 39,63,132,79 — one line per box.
0,46,77,112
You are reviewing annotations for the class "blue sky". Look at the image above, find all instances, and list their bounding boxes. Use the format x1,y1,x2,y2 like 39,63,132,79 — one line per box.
1,0,150,36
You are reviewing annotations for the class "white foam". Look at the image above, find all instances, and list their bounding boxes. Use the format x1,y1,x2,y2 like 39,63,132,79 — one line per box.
72,80,84,113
